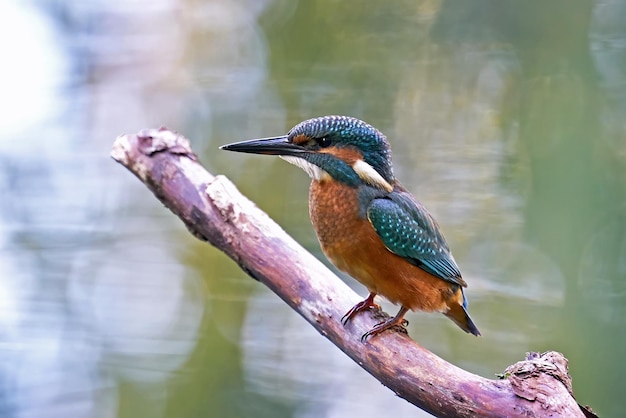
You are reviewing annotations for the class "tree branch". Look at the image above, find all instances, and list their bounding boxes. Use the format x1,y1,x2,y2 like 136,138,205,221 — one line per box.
111,127,596,418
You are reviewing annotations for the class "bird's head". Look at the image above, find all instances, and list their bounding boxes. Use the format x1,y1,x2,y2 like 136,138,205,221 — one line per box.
221,115,395,192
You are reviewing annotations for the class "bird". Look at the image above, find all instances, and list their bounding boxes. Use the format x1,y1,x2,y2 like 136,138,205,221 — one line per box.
220,115,480,340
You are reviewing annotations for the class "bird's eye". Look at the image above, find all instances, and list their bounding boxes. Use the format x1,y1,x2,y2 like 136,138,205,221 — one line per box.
317,137,331,148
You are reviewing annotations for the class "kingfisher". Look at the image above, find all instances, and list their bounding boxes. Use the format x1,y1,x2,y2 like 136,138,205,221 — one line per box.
221,115,480,340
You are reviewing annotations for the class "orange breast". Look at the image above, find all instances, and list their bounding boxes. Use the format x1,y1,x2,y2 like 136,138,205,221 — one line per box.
309,179,459,312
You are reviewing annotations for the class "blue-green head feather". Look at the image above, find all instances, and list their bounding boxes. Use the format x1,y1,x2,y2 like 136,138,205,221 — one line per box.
288,116,395,184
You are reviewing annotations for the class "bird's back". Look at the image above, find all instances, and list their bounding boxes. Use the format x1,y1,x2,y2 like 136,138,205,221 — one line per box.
309,178,470,316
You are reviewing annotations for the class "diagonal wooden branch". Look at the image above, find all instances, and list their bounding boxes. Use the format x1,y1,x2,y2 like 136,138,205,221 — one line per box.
111,127,595,418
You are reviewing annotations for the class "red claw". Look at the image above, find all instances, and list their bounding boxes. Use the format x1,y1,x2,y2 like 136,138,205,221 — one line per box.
341,292,379,325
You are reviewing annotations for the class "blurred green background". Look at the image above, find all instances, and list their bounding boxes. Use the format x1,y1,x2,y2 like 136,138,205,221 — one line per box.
1,0,624,417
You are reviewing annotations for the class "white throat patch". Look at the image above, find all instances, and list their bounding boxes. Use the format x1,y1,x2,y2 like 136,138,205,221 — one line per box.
352,159,393,192
279,155,392,191
280,156,329,181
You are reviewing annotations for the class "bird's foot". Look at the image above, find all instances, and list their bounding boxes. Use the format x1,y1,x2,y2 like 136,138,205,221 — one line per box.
360,306,409,342
360,318,408,342
341,293,379,325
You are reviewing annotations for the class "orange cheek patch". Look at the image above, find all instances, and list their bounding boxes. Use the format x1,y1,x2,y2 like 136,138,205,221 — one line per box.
319,146,363,165
291,134,312,146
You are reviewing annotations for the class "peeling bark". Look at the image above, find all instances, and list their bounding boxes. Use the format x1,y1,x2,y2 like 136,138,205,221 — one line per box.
111,128,596,418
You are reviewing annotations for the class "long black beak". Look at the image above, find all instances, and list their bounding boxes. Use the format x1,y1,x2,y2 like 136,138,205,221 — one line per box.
220,136,305,156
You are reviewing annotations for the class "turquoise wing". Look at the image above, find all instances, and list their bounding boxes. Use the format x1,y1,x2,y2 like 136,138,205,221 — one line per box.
366,194,466,287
